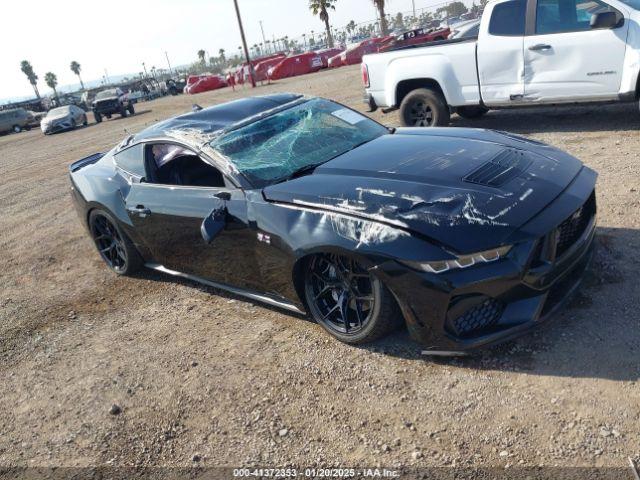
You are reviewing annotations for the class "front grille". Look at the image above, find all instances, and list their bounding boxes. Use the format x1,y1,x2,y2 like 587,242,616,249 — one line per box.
463,148,532,187
555,192,596,258
448,298,504,338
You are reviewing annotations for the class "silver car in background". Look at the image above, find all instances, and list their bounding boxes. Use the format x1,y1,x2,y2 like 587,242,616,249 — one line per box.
41,105,88,134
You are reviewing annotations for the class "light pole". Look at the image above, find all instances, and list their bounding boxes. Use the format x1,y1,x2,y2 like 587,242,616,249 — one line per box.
259,21,268,53
233,0,256,88
165,51,173,76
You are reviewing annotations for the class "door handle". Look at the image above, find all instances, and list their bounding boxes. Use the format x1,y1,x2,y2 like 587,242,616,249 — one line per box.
127,205,151,215
529,44,552,51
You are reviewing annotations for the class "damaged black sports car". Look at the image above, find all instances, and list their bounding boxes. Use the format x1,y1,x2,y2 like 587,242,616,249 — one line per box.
69,94,596,354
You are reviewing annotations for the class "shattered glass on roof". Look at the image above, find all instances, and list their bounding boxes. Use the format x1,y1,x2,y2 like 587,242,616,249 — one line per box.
209,98,388,188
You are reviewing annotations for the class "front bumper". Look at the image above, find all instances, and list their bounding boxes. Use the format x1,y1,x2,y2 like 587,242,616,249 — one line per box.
42,120,72,134
375,175,598,354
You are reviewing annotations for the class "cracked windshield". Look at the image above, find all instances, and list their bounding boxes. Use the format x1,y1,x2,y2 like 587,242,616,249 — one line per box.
210,98,388,187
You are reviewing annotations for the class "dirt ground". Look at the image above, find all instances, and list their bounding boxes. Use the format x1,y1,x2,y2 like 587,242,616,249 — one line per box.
1,65,639,475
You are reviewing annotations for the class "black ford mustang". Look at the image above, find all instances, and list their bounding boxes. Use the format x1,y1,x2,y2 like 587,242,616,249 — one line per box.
69,94,596,354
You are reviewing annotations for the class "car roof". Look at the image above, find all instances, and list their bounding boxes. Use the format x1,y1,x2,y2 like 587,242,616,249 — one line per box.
132,93,303,146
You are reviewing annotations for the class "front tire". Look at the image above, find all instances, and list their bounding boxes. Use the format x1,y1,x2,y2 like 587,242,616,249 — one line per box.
457,106,488,119
127,103,135,115
120,106,128,117
399,88,450,127
89,209,142,276
94,112,102,123
304,254,400,344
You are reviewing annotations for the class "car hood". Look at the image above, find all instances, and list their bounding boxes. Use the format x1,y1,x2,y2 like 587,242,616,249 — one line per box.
263,128,586,253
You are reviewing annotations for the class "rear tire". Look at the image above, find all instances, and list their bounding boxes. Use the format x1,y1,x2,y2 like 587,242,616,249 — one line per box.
82,115,88,126
399,88,450,127
304,254,400,344
89,209,142,276
127,103,135,115
94,112,102,123
457,105,489,119
120,106,128,117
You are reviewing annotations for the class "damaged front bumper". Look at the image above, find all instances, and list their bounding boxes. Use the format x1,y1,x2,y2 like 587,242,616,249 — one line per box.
374,177,598,354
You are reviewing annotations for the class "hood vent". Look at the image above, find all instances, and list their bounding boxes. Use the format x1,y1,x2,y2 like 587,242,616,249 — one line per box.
463,148,532,187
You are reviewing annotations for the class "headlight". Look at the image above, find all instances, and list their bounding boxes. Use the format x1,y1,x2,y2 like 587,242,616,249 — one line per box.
401,245,512,273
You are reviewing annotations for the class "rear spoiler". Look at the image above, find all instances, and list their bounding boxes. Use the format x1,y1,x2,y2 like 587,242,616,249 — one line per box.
69,152,105,173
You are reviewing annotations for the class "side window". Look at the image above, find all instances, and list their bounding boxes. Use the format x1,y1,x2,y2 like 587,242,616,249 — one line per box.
144,143,226,188
114,144,146,177
536,0,618,34
489,0,527,36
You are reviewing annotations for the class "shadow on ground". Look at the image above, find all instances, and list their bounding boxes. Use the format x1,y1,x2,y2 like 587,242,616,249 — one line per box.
451,103,640,134
132,225,639,383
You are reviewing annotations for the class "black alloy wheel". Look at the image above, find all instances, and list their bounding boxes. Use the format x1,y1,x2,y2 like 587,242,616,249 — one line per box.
304,254,399,344
90,213,128,273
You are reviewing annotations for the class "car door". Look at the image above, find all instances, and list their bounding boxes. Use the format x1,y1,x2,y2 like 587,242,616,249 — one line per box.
116,142,261,290
477,0,528,106
523,0,628,101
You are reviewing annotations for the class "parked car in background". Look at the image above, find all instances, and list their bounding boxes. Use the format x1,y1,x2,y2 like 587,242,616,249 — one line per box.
254,54,287,81
449,19,481,39
41,105,88,134
185,74,227,94
316,47,345,68
329,37,391,67
364,0,639,126
167,78,187,95
92,88,134,123
0,108,35,134
378,27,451,52
268,53,323,80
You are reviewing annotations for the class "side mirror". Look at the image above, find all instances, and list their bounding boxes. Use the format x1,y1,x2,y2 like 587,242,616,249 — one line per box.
201,206,227,244
590,11,623,29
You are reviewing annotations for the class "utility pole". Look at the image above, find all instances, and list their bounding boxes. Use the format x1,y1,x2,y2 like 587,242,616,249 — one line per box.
142,62,148,78
233,0,256,88
165,51,173,76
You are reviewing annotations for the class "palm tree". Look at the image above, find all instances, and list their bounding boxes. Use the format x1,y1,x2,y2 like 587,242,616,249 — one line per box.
219,48,226,64
20,60,40,99
309,0,337,48
372,0,389,35
44,72,58,100
197,49,206,65
69,61,85,90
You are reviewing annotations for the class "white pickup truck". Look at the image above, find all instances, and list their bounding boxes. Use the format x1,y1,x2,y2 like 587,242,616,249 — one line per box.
362,0,640,126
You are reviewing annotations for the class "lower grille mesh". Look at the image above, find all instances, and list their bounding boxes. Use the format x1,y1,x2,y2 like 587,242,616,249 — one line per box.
449,298,504,337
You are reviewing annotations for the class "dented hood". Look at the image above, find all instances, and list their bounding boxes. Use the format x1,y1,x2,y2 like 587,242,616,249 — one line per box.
263,129,585,253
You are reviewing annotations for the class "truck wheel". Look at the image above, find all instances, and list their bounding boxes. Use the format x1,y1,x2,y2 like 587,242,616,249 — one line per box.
120,106,128,117
94,112,102,123
399,88,450,127
127,103,135,115
457,106,489,119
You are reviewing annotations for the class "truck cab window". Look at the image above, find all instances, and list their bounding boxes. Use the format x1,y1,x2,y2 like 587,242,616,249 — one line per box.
489,0,527,36
536,0,617,34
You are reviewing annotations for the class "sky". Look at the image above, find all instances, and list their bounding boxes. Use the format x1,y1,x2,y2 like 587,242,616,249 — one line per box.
1,0,451,101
